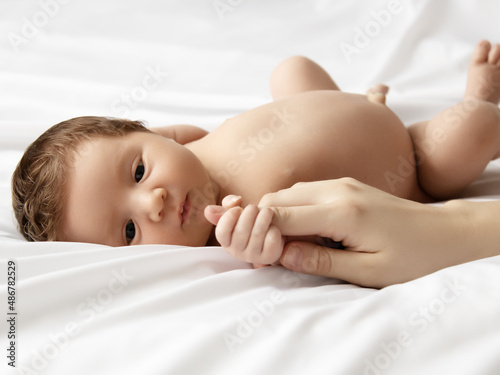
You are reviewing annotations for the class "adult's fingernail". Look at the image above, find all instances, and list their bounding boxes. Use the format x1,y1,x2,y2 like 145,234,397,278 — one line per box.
283,245,302,268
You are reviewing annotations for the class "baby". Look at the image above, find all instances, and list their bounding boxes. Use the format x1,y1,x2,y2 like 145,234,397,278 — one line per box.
12,40,500,267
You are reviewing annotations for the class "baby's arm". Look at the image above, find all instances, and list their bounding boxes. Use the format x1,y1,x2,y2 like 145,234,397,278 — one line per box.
150,125,208,145
204,196,284,267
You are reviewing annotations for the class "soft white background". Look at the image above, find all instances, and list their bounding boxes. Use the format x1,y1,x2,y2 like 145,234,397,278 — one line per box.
1,1,500,374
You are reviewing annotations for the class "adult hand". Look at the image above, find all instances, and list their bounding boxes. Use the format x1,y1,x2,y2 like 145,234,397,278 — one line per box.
259,178,479,288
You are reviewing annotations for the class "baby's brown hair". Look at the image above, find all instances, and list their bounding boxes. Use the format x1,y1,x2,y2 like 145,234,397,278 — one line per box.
12,116,151,242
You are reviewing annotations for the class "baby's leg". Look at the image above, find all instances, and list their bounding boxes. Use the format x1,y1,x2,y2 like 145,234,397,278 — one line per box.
270,56,340,100
409,41,500,200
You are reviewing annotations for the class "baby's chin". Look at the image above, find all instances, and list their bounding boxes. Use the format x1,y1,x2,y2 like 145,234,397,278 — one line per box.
201,222,217,247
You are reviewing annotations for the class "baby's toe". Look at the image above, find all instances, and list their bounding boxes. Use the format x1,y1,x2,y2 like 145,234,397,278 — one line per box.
472,40,491,64
488,43,500,65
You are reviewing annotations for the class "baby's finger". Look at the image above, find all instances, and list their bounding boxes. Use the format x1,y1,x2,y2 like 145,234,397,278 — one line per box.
204,205,227,225
260,225,285,265
221,195,242,208
245,208,275,262
229,205,260,252
215,207,243,247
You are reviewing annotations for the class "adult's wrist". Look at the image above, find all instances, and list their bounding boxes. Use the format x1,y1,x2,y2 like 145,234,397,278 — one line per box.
442,199,500,262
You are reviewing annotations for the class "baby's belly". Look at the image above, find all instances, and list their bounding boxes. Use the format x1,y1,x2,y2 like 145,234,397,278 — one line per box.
218,91,426,203
307,93,422,198
266,92,422,199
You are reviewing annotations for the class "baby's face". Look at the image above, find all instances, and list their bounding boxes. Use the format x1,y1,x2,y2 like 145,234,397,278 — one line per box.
60,132,216,247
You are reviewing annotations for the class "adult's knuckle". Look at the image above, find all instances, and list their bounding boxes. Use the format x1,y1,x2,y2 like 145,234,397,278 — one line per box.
338,177,362,192
302,245,333,275
326,197,364,228
316,250,334,275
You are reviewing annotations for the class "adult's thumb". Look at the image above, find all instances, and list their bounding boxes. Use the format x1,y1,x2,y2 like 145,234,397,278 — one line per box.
280,241,335,277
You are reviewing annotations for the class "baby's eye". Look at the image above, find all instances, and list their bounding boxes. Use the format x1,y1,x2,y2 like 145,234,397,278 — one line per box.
125,220,136,244
135,161,145,182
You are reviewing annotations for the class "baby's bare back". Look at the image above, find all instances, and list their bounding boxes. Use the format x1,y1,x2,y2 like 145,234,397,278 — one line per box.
192,90,426,204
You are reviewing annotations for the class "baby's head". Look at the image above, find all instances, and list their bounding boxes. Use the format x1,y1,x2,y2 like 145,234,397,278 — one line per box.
12,116,151,242
12,116,216,246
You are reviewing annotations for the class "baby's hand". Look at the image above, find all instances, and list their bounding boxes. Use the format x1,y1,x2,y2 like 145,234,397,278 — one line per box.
204,195,285,267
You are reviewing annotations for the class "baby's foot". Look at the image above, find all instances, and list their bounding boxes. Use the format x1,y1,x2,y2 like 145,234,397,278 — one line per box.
464,40,500,104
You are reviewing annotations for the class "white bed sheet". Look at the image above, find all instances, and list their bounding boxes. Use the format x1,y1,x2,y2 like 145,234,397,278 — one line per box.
1,1,500,374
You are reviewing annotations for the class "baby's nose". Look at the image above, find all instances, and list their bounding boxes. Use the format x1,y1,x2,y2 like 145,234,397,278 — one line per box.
141,187,167,222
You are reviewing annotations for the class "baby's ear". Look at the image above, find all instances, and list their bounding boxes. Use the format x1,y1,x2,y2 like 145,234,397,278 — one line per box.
204,205,226,225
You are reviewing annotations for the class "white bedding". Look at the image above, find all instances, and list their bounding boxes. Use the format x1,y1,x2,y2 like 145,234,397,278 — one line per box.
1,1,500,374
